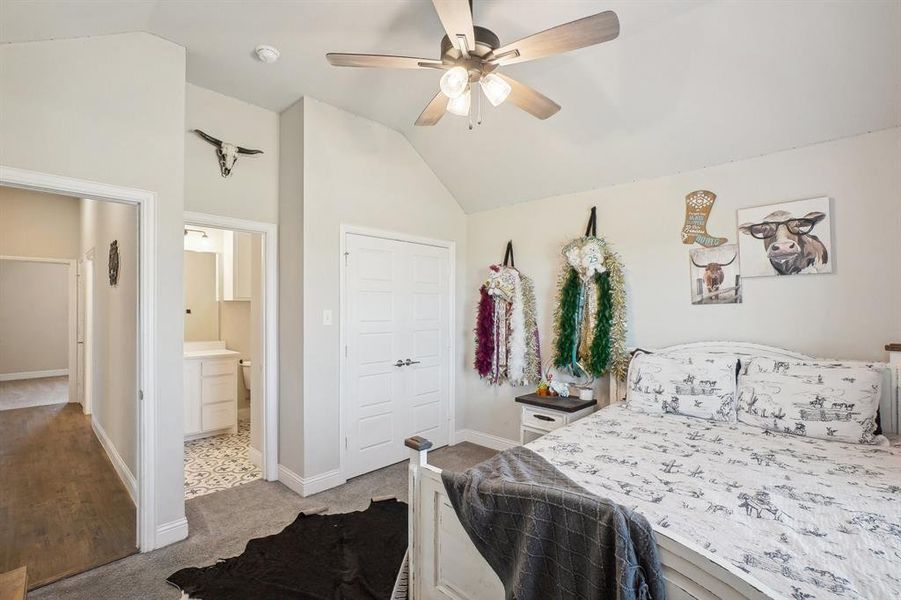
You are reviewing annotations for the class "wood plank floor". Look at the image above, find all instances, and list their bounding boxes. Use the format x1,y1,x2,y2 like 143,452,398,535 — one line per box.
0,403,137,590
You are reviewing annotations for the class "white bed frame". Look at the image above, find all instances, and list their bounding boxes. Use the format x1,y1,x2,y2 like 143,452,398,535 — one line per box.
404,342,897,600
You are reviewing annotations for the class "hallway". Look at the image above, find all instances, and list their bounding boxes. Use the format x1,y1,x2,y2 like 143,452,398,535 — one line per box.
0,403,136,589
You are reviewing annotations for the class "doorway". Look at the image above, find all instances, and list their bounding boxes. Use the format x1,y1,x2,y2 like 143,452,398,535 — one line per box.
340,229,454,480
183,212,279,491
0,165,159,556
0,183,139,588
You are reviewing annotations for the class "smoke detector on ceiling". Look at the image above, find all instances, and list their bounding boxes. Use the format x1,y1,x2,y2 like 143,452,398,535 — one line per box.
255,45,280,64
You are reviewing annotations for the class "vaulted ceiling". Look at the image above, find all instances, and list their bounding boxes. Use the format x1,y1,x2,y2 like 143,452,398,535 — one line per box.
2,1,899,213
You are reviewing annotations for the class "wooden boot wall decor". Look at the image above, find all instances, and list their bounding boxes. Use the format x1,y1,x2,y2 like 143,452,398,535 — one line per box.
681,190,728,248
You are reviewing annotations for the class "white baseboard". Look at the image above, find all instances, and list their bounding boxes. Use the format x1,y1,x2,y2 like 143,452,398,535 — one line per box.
155,517,188,548
249,446,262,468
0,368,68,382
278,464,345,497
454,428,519,451
91,418,137,505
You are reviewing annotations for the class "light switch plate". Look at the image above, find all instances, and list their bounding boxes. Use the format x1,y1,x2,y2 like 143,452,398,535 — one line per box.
322,309,333,326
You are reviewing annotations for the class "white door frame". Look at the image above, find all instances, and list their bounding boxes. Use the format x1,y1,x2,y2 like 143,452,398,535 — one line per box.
78,249,95,415
338,224,456,482
0,165,158,551
183,211,279,481
0,255,76,402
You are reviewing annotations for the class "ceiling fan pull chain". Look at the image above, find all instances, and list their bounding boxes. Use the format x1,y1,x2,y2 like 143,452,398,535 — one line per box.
476,82,482,126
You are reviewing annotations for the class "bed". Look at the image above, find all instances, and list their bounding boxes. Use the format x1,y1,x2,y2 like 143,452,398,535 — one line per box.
404,342,901,600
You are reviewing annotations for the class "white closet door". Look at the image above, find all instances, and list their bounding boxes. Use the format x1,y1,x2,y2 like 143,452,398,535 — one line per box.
346,234,409,478
405,243,450,448
345,233,451,479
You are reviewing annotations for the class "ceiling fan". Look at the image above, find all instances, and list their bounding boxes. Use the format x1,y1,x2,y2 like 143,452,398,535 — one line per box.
326,0,619,127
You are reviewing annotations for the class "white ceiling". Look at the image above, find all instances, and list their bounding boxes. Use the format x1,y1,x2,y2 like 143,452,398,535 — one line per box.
2,1,899,213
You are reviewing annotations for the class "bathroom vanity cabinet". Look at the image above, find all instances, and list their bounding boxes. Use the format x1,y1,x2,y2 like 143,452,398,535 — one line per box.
184,344,241,440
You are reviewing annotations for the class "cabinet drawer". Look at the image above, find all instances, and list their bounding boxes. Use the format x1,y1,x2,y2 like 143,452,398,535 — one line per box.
202,359,236,377
202,401,236,432
202,374,236,405
522,407,564,432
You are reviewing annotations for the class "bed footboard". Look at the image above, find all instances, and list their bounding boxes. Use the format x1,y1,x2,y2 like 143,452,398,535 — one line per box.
405,437,774,600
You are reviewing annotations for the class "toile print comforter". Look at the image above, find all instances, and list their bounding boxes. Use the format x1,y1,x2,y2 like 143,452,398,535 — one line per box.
528,404,901,600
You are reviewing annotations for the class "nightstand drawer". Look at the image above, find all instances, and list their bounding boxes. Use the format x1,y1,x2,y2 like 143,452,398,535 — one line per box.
522,407,565,432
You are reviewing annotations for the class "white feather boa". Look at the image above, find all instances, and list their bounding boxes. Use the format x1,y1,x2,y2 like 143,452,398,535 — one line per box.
507,274,527,385
480,265,540,386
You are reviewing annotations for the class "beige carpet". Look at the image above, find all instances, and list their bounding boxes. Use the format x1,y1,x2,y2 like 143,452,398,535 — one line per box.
31,441,498,599
0,376,69,411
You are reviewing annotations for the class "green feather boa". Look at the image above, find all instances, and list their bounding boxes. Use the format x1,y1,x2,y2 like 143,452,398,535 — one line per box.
552,239,629,380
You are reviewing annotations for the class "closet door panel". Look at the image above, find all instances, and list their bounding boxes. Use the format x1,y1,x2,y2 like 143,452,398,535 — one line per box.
346,234,407,478
404,243,450,447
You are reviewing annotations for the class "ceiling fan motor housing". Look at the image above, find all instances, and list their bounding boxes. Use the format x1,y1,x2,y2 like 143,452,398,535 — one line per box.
440,26,500,59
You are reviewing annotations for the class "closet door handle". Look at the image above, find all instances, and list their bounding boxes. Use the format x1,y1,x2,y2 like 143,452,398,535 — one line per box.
404,359,421,366
394,360,405,367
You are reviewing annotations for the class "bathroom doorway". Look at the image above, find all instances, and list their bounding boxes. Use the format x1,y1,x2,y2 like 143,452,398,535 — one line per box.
181,213,278,500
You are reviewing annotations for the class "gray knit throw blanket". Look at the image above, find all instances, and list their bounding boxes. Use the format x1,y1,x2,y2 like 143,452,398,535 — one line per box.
442,446,666,600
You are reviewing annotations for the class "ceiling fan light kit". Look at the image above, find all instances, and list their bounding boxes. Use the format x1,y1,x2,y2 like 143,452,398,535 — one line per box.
440,66,469,99
447,89,472,116
481,73,511,107
326,0,619,128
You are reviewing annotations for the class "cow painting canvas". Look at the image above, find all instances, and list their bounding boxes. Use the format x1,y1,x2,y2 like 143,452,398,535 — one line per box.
737,197,833,278
690,244,742,304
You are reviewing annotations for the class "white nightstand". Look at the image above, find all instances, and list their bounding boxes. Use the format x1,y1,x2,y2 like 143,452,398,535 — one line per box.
515,393,598,444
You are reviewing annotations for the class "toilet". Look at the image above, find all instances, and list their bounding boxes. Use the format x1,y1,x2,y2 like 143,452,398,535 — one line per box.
240,359,251,399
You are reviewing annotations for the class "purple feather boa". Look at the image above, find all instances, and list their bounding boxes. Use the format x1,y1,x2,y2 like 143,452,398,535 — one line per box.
474,285,495,377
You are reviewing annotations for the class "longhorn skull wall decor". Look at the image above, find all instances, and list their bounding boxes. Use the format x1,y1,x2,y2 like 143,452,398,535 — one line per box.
193,129,263,178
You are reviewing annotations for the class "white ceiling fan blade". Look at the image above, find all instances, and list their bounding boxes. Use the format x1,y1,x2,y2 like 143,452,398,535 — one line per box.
432,0,476,55
415,92,450,126
488,11,619,66
496,73,561,120
327,53,444,69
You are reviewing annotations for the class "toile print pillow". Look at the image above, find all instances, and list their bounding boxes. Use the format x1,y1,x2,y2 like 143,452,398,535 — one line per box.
626,352,739,421
737,358,883,444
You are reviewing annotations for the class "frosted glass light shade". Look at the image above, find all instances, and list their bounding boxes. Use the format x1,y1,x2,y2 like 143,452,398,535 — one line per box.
440,66,469,99
481,73,511,107
446,89,471,116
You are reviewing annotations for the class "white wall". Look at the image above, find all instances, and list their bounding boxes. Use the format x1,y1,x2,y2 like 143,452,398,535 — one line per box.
221,298,251,406
0,32,187,542
0,260,69,375
81,198,139,475
185,83,279,223
0,187,80,383
0,187,81,259
464,127,901,442
299,97,467,479
278,99,305,475
184,250,219,341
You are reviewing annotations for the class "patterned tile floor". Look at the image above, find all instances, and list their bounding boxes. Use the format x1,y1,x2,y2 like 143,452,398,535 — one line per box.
184,421,261,499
